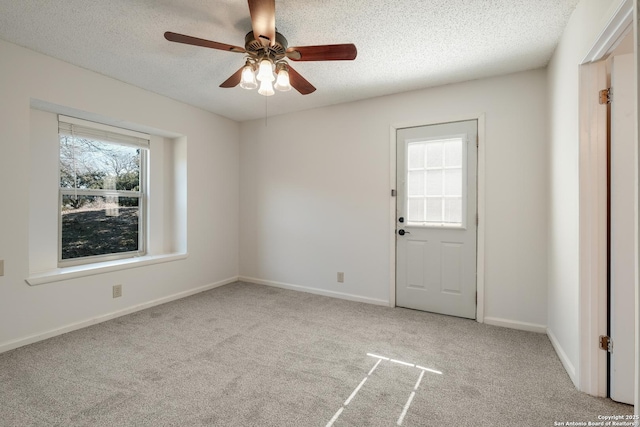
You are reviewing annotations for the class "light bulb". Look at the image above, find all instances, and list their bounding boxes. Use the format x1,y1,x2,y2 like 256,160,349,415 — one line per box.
274,69,291,92
239,64,257,90
258,79,275,96
256,58,275,82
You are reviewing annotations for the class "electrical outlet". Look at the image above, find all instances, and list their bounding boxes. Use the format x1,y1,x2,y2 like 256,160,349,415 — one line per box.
337,272,344,283
112,284,122,298
0,260,4,276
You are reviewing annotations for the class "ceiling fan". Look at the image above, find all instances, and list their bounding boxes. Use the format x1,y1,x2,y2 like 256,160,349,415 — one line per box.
164,0,357,96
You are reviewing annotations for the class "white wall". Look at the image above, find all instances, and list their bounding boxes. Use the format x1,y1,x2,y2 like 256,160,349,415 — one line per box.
240,69,549,328
546,0,624,387
0,39,240,351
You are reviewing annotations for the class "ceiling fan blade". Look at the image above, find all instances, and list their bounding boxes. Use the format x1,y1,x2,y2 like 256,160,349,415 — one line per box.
247,0,276,46
164,32,245,53
286,44,357,61
287,65,316,95
219,66,244,88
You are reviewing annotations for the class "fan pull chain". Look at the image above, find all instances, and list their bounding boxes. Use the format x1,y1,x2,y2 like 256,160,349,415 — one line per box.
264,94,268,127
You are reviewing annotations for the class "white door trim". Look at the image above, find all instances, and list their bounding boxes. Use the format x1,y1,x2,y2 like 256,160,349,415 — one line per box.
577,59,609,397
632,0,640,415
635,0,640,414
577,0,636,401
582,0,633,64
389,113,486,323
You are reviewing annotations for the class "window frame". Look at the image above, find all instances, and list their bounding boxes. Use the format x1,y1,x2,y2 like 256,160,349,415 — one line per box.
57,116,149,267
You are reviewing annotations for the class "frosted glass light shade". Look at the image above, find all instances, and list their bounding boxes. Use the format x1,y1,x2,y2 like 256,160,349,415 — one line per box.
274,69,291,92
258,79,275,96
256,59,275,82
240,65,258,90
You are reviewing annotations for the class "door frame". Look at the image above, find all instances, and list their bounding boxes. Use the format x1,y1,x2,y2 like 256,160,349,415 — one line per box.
577,0,637,403
388,113,486,323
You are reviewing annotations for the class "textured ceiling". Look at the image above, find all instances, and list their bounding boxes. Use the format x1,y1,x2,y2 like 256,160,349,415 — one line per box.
0,0,580,122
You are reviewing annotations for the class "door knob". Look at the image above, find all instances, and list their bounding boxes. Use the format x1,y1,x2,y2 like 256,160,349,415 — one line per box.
398,229,410,236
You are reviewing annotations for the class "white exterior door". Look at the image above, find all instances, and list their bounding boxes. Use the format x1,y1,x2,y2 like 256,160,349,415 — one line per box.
395,120,477,319
609,53,635,405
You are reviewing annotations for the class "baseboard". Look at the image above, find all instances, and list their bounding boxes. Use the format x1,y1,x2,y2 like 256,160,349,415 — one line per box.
0,276,239,354
239,276,390,307
547,327,578,387
483,316,547,334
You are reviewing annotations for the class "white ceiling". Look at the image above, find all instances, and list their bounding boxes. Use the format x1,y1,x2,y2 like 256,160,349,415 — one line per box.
0,0,579,122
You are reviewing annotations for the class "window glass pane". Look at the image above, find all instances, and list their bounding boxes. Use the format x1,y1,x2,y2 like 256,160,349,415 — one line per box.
408,171,425,196
425,170,443,196
425,198,442,222
425,142,443,167
59,136,140,191
407,142,425,169
444,138,462,167
444,168,462,196
61,195,140,260
444,198,462,224
408,198,425,222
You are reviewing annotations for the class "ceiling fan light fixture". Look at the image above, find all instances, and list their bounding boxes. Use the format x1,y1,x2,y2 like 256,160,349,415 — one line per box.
274,67,291,92
240,63,258,90
258,79,275,96
165,0,356,96
256,58,275,82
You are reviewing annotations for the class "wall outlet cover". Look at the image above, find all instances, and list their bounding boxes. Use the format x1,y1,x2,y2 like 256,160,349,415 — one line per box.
112,284,122,298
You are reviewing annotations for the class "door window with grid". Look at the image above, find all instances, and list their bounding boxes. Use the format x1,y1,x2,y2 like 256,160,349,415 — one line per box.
406,136,466,227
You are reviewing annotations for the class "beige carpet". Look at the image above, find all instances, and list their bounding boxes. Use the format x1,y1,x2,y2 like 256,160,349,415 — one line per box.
0,281,633,426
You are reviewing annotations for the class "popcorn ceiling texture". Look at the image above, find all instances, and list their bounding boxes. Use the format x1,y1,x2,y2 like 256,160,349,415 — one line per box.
0,0,579,121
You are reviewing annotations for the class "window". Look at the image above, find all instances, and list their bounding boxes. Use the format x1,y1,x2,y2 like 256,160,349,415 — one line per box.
58,116,149,265
406,137,465,227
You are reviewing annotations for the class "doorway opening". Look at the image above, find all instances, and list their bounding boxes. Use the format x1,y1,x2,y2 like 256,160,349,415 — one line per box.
577,0,636,406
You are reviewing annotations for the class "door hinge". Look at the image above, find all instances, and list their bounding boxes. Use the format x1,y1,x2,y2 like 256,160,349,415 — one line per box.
391,189,397,197
599,88,611,105
599,335,613,352
476,135,479,148
476,213,479,225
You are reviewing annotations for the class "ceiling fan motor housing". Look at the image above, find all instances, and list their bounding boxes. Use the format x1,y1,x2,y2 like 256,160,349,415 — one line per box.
244,31,287,60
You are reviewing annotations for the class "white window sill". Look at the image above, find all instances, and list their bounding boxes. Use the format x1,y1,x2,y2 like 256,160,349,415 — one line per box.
25,253,188,286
